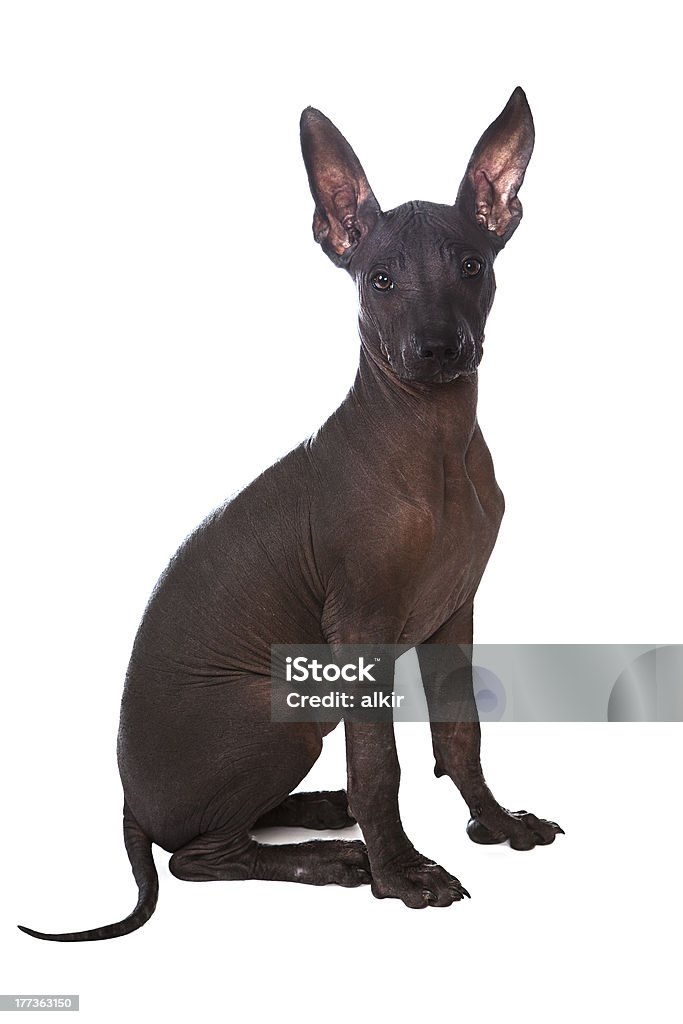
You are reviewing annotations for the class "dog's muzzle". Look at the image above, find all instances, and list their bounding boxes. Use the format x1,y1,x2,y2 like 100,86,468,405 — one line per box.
401,326,481,382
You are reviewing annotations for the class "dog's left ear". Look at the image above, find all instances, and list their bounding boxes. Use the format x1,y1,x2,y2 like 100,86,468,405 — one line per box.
456,87,535,244
300,107,381,268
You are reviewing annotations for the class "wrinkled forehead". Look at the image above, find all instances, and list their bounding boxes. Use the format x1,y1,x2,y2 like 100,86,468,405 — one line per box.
352,201,497,272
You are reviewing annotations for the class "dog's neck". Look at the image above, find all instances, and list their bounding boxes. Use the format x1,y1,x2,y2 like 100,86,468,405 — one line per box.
346,345,480,453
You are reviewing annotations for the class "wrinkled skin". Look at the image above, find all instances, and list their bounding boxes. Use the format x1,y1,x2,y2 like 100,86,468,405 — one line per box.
18,88,562,943
353,200,496,383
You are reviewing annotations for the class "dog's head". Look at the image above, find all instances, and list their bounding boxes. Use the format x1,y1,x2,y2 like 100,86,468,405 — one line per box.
300,90,534,385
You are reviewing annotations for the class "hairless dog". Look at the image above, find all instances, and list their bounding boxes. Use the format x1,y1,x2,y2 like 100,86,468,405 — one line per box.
19,87,562,940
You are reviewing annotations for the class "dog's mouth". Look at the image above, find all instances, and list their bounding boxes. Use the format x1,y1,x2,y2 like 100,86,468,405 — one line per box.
378,336,482,385
389,364,477,386
399,353,481,385
389,360,478,385
386,334,483,385
416,368,466,384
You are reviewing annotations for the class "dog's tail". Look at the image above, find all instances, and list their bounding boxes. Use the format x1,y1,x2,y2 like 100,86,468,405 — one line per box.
17,802,158,942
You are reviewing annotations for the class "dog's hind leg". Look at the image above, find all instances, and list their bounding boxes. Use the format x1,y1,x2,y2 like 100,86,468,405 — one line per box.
252,790,356,831
168,830,370,887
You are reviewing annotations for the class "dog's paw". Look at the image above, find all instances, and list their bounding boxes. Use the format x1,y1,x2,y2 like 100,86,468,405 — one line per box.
371,851,470,909
299,791,357,831
467,809,564,850
318,839,372,887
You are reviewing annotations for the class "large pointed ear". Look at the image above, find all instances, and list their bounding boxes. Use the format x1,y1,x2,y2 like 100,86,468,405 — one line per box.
456,87,535,244
300,108,381,268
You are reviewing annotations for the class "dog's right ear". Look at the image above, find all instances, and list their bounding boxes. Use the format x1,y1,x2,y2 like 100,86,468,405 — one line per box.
300,108,380,268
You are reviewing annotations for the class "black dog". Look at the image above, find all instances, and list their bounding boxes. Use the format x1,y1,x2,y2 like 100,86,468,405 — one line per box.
20,87,562,941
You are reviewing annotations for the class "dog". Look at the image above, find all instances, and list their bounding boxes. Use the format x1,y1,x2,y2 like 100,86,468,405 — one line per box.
19,87,562,940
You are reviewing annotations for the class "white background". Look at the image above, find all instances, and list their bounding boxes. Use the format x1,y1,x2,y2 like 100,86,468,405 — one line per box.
1,2,681,1021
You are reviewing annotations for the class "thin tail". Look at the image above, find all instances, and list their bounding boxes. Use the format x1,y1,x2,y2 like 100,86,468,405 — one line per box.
17,802,159,942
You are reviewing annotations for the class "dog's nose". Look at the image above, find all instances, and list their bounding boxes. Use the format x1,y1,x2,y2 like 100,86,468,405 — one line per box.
416,339,459,364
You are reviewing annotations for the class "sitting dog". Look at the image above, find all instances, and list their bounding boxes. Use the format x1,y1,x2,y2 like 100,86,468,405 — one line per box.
19,87,562,941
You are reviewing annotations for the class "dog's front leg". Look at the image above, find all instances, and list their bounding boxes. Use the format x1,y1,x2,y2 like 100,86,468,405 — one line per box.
323,558,468,907
417,607,564,850
344,718,469,908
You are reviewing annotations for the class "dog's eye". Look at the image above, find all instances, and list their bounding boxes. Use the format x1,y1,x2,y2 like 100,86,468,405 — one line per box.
461,257,483,279
371,271,393,291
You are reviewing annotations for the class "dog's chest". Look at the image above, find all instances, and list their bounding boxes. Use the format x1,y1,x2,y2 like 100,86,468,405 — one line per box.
400,445,504,642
